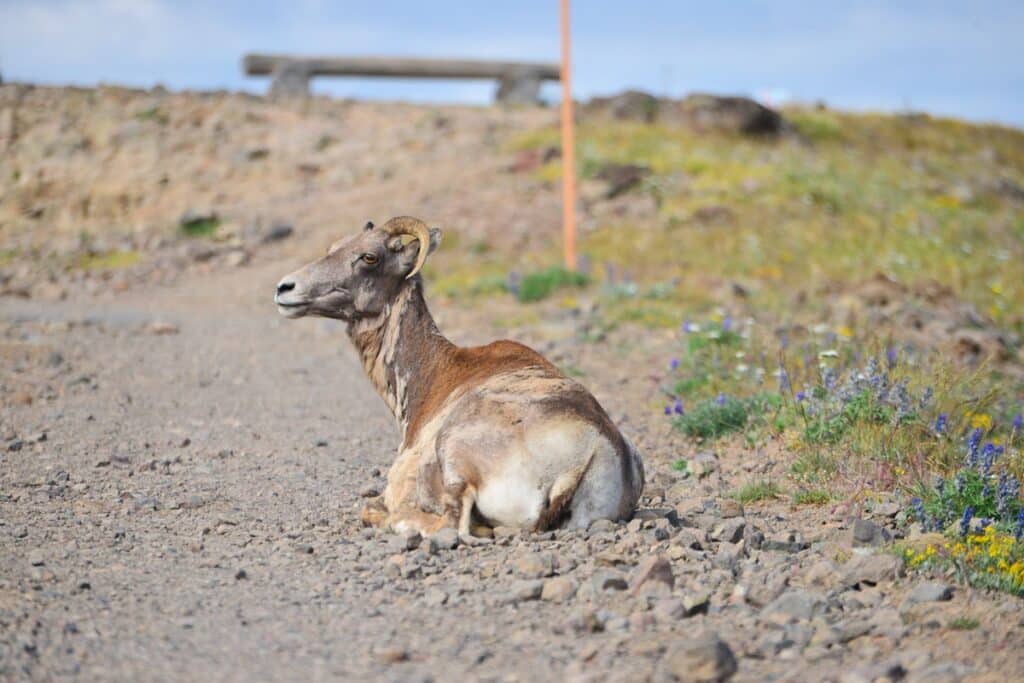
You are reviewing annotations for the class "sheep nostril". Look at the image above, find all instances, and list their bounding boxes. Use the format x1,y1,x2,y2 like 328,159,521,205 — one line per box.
276,281,296,296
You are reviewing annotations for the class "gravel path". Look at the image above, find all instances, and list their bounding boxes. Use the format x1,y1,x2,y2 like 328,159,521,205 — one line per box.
2,260,1023,682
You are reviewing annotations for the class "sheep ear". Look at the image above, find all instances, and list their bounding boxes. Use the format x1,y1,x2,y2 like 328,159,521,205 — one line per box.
427,228,442,255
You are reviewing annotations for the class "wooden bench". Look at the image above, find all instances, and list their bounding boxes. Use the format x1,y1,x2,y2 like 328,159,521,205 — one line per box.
243,54,559,104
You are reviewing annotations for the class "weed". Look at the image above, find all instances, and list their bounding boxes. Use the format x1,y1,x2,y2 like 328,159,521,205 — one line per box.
792,489,831,506
180,217,221,237
948,617,979,631
516,267,589,303
732,480,783,504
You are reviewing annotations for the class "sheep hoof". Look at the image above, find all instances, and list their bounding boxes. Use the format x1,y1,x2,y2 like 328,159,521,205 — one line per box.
459,532,493,547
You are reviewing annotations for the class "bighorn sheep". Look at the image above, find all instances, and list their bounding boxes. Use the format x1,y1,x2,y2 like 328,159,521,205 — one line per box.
274,217,644,541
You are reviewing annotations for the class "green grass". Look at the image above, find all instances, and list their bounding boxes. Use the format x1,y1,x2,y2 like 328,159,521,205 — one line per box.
792,489,831,506
948,616,980,631
180,217,221,237
75,250,141,271
732,480,783,504
516,266,589,303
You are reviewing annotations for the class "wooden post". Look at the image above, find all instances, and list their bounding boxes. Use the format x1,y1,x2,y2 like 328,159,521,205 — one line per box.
560,0,577,271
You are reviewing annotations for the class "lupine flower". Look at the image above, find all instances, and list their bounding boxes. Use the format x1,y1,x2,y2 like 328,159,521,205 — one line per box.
778,369,790,391
669,358,680,371
796,391,806,402
721,315,732,332
1014,413,1023,432
663,404,672,416
935,476,945,497
506,271,521,296
1015,509,1024,542
955,471,966,495
960,506,974,537
966,429,983,468
911,497,928,526
934,413,948,434
919,386,933,409
886,345,898,369
673,398,684,415
715,393,727,406
997,472,1020,517
779,332,790,350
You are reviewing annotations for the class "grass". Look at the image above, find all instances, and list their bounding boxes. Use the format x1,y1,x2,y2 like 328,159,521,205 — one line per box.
948,616,980,631
75,249,141,271
516,267,590,303
507,112,1024,330
180,216,221,237
792,489,831,506
732,480,783,504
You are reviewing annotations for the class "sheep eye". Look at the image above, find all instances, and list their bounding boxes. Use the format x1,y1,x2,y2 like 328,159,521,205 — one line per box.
361,253,379,265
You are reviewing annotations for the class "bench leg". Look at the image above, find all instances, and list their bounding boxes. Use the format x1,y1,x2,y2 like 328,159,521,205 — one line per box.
496,72,542,105
269,63,311,98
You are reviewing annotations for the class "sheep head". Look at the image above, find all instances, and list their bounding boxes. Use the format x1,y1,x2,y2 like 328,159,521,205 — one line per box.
274,216,442,321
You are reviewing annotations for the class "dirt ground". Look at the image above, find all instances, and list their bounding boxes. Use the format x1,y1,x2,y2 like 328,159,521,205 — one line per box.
2,87,1024,682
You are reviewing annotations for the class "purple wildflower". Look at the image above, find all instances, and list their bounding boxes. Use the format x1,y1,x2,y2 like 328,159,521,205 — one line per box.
959,506,974,537
934,413,948,434
1014,413,1023,432
796,390,806,402
778,369,790,392
886,345,898,369
911,497,928,526
715,393,727,406
1015,509,1024,542
506,271,521,296
966,428,983,468
663,404,672,416
721,315,732,332
997,472,1020,517
670,358,680,371
673,398,684,415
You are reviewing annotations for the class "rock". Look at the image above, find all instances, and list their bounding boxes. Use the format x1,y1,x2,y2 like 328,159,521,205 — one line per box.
871,501,902,518
503,580,544,604
689,452,719,479
681,590,711,617
568,609,605,634
710,518,745,544
903,582,954,608
513,551,556,579
541,577,578,603
358,485,380,498
663,632,738,682
591,568,629,592
802,559,841,589
389,529,422,552
28,551,45,566
492,526,519,541
762,530,809,554
424,588,448,606
718,499,744,518
761,589,826,624
666,93,784,136
585,90,660,123
673,528,704,551
841,552,902,587
223,249,249,267
713,542,743,573
147,321,179,335
595,162,651,199
587,519,618,536
852,518,892,547
629,555,674,596
429,527,460,551
262,222,294,243
374,646,409,664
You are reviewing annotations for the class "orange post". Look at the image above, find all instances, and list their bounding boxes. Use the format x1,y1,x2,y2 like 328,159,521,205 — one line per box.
560,0,577,271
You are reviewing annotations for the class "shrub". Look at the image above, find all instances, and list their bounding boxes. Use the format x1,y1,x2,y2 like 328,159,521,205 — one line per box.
515,267,589,303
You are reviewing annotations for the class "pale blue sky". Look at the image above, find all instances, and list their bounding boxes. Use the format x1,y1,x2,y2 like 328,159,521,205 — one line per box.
1,1,1022,125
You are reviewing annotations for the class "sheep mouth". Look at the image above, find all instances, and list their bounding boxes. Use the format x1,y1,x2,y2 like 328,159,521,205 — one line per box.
275,300,311,318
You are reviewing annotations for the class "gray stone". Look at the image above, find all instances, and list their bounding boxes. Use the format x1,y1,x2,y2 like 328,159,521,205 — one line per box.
841,552,902,587
852,518,892,547
592,568,628,592
689,452,719,479
663,632,737,682
388,529,422,552
904,581,954,606
429,528,460,551
629,555,674,596
762,530,808,553
513,551,556,579
762,589,826,623
710,518,745,544
713,542,743,573
541,576,578,602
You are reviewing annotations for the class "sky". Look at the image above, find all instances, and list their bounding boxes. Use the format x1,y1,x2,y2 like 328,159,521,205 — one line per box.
1,0,1022,126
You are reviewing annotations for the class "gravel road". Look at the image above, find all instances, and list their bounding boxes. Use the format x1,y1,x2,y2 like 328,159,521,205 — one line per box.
3,258,1023,682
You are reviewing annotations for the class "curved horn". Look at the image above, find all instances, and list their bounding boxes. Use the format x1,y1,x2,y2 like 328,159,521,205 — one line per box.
381,216,432,279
